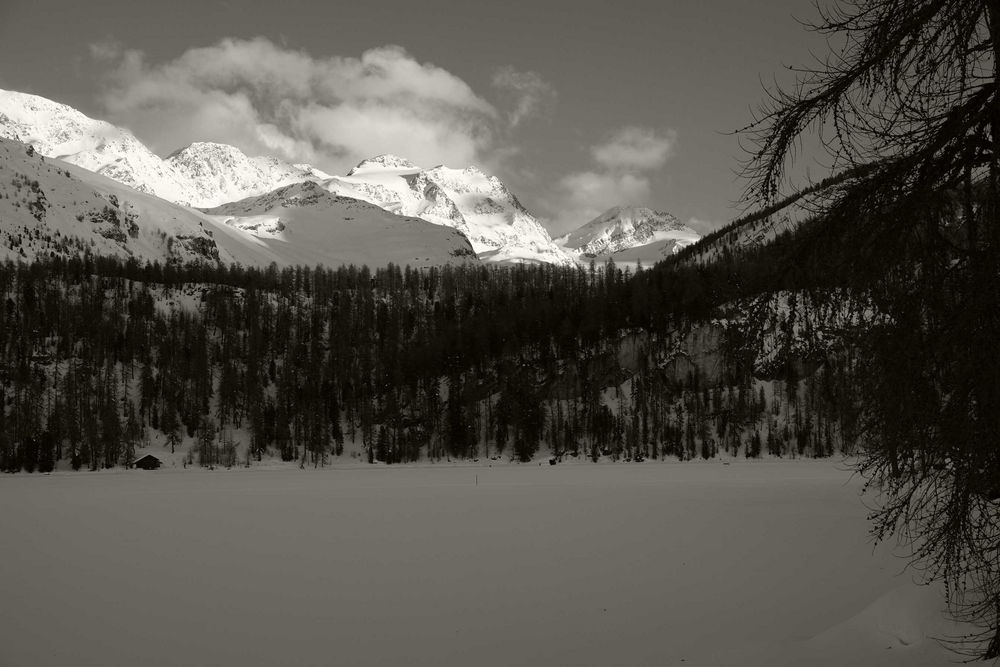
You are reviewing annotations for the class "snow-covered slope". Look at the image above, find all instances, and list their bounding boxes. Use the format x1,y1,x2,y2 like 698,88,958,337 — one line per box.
0,136,234,266
166,142,331,207
0,136,476,270
321,155,575,266
0,88,204,205
556,206,701,267
0,89,330,208
201,181,478,269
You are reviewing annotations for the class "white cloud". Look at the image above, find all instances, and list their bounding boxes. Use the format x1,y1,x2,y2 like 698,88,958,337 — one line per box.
685,217,722,235
94,37,499,172
547,125,678,233
491,66,555,127
292,103,487,168
88,40,122,62
553,171,652,229
591,126,676,171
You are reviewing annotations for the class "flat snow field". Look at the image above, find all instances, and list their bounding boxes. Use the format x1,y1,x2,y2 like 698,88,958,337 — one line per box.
0,461,972,666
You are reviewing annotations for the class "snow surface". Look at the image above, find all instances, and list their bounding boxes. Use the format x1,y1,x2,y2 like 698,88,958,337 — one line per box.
0,136,230,266
0,88,201,205
0,461,970,667
202,181,479,269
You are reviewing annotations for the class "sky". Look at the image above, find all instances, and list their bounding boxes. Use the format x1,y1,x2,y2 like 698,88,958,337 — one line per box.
0,0,828,235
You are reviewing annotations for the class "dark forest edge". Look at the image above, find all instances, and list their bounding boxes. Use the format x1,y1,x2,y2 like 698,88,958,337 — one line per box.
0,209,869,473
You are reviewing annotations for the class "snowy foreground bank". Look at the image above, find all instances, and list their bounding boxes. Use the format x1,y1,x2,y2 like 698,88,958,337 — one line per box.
0,461,972,666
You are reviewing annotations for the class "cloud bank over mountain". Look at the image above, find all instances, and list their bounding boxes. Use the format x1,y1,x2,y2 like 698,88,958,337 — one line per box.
591,126,676,171
92,38,508,175
491,66,556,127
88,38,681,236
548,126,679,233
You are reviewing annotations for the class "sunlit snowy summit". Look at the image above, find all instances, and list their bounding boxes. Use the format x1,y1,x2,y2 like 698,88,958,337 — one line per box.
166,141,331,207
556,205,701,267
0,89,328,208
322,154,576,265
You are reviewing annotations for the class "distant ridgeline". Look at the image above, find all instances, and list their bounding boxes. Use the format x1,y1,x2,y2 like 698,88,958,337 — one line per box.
0,187,876,472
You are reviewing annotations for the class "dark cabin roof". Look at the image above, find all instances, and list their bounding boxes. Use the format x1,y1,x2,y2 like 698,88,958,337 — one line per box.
133,454,163,469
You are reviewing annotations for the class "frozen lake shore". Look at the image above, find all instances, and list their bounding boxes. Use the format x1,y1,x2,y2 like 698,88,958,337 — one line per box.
0,460,970,666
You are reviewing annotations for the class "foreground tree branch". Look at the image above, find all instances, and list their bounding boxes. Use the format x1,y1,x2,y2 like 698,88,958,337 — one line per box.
742,0,1000,659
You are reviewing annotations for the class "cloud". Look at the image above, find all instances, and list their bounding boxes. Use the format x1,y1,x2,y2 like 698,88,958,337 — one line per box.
685,217,722,235
88,40,122,62
491,66,556,126
547,125,678,233
591,126,676,171
93,37,499,172
555,171,653,227
292,103,488,168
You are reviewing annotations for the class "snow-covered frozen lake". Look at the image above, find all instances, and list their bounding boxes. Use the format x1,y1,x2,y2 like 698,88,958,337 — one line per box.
0,461,968,666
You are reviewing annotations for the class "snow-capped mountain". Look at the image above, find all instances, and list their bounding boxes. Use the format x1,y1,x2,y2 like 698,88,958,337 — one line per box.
0,89,573,265
0,135,232,266
1,88,694,267
0,136,477,270
202,181,478,269
166,142,331,207
349,154,418,173
0,89,329,208
556,206,701,267
0,88,204,205
320,155,576,266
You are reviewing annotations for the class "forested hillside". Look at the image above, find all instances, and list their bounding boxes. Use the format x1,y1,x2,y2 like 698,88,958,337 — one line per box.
0,218,866,472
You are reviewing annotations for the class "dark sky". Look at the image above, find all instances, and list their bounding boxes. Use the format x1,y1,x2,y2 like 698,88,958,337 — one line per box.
0,0,827,234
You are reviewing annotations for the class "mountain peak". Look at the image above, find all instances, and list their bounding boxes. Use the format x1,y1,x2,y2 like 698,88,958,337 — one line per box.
0,88,76,118
594,205,674,223
558,204,699,261
167,141,247,160
348,154,419,175
165,141,333,207
329,158,573,265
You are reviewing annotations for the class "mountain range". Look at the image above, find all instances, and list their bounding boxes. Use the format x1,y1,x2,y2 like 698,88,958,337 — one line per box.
0,88,699,269
0,136,476,269
0,89,331,208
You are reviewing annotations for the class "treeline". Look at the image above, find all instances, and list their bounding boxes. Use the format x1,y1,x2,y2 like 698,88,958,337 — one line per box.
0,242,861,472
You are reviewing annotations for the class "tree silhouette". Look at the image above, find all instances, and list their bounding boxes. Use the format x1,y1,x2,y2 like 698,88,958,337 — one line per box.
742,0,1000,658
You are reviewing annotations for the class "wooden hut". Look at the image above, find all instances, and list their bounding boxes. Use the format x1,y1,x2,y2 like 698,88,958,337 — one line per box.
133,454,162,470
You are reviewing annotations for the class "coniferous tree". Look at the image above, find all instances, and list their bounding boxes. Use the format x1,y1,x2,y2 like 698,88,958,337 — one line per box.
742,1,1000,656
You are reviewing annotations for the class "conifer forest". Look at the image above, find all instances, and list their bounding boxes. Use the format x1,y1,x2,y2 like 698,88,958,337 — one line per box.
0,216,864,474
